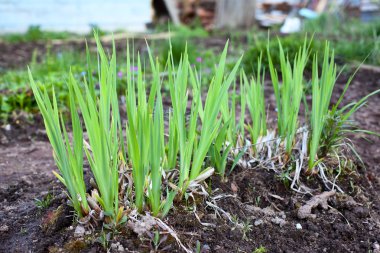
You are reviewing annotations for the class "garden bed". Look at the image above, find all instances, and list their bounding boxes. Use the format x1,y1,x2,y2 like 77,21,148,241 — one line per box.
1,63,379,252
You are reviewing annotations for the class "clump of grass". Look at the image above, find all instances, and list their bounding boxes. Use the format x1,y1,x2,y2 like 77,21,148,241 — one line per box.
308,43,336,169
71,36,123,222
29,70,89,217
124,42,175,217
211,75,243,178
243,35,322,75
308,42,380,169
208,119,233,179
168,41,242,189
190,44,242,182
35,193,53,210
161,38,197,66
268,38,309,156
244,54,267,150
253,246,267,253
312,73,380,166
29,32,241,220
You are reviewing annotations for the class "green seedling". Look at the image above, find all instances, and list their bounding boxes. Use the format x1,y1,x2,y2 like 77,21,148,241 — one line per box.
244,54,267,151
308,43,336,169
268,38,309,156
308,43,380,169
29,70,89,218
34,193,53,210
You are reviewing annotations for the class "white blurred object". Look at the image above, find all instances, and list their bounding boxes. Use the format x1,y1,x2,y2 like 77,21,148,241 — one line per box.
361,0,380,12
299,8,319,19
280,16,301,34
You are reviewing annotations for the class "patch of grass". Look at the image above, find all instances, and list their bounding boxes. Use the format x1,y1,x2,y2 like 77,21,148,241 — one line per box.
243,35,323,75
304,14,380,39
0,44,140,123
308,43,380,169
155,24,208,38
243,55,267,150
161,38,197,66
159,25,215,74
1,25,74,43
29,69,90,217
34,193,53,210
334,37,380,66
303,15,380,66
242,219,253,241
316,78,380,163
0,49,87,122
253,246,267,253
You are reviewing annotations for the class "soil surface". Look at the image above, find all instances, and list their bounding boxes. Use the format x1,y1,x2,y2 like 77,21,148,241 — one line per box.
0,40,380,253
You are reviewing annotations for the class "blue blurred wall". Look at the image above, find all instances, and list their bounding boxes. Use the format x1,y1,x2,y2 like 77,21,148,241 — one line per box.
0,0,151,33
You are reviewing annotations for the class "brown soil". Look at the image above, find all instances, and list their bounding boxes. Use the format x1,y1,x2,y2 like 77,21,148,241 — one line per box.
0,39,151,71
0,41,380,253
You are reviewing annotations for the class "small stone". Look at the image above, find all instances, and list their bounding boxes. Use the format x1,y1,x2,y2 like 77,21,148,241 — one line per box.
373,242,380,253
111,243,118,249
117,244,125,252
254,219,264,226
296,223,302,230
353,206,370,218
202,244,211,253
4,124,11,131
206,213,217,221
40,191,49,196
57,192,66,200
128,215,156,236
231,182,238,194
279,211,286,219
0,225,9,232
20,176,33,186
74,225,85,238
271,217,286,227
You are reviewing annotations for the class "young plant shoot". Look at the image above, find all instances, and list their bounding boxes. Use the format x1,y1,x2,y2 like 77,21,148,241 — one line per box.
28,71,89,218
308,43,336,169
244,55,267,151
71,35,121,221
268,38,309,156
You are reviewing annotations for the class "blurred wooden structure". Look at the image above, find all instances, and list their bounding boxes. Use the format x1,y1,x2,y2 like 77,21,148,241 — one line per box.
154,0,257,30
214,0,257,29
153,0,380,31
